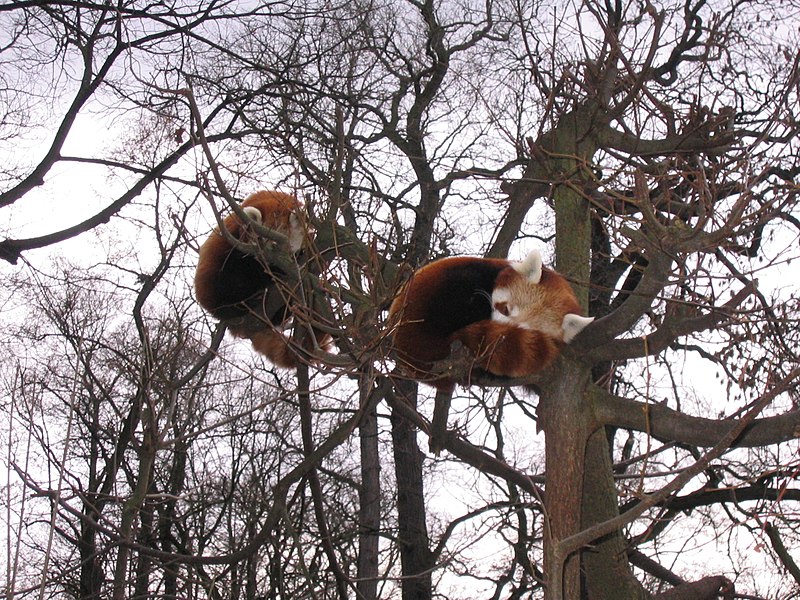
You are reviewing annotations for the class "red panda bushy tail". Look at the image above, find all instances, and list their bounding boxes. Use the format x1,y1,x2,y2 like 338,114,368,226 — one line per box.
248,329,298,368
452,321,561,378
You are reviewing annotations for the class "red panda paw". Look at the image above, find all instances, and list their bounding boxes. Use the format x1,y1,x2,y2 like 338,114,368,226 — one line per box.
249,329,298,369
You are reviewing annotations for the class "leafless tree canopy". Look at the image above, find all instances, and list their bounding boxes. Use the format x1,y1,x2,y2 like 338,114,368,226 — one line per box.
0,1,799,599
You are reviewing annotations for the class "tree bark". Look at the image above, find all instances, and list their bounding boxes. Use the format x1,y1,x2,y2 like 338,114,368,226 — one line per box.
580,429,648,600
78,518,105,600
539,104,596,600
390,380,434,600
357,393,381,600
539,101,643,599
539,361,593,600
653,576,734,600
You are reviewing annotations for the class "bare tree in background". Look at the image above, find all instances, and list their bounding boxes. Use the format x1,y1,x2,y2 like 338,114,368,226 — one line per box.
1,1,799,599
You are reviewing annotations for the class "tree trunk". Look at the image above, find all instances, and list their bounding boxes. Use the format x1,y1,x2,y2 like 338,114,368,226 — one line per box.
390,380,434,600
538,100,645,599
539,361,593,600
540,373,649,600
357,400,381,600
581,428,648,599
539,104,596,600
132,495,154,599
78,517,105,599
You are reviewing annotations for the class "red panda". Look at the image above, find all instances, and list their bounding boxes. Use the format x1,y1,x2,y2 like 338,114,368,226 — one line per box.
388,250,593,391
194,190,326,368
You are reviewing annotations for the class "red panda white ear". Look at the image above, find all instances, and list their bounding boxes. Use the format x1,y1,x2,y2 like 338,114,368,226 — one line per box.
562,314,594,342
242,206,262,222
512,250,543,284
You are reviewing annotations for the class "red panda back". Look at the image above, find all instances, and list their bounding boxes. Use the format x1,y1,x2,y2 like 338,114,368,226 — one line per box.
388,256,509,387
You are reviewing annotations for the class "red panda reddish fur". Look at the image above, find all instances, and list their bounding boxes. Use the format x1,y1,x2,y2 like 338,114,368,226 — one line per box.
388,251,593,391
194,190,325,368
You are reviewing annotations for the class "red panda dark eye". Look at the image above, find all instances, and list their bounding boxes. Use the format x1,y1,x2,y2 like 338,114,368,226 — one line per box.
495,302,510,316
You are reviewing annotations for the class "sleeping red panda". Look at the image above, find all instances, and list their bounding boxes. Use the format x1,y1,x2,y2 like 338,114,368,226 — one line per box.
388,250,593,391
194,190,326,368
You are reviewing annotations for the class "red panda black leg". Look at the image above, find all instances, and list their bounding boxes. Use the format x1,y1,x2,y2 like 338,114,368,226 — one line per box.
429,388,453,455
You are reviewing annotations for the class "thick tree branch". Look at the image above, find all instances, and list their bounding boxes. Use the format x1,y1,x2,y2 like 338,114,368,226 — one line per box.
579,249,673,348
602,123,734,157
622,484,800,514
587,282,755,362
653,576,734,600
384,381,544,495
0,20,125,209
590,373,800,448
764,521,800,586
0,132,232,264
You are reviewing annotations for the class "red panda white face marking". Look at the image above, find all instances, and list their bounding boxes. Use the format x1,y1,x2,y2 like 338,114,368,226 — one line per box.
490,287,518,323
492,250,594,342
491,279,563,338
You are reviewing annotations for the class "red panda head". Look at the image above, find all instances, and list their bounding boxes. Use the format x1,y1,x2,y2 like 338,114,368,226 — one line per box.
491,250,594,343
239,190,307,252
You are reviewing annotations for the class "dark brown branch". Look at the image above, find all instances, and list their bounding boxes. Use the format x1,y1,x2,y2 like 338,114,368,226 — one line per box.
764,521,800,586
627,548,684,587
297,363,351,600
601,122,734,157
590,373,800,448
587,282,755,362
621,484,800,514
0,131,233,264
384,380,544,495
579,249,673,349
0,23,126,209
428,388,453,455
551,367,798,600
653,576,734,600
